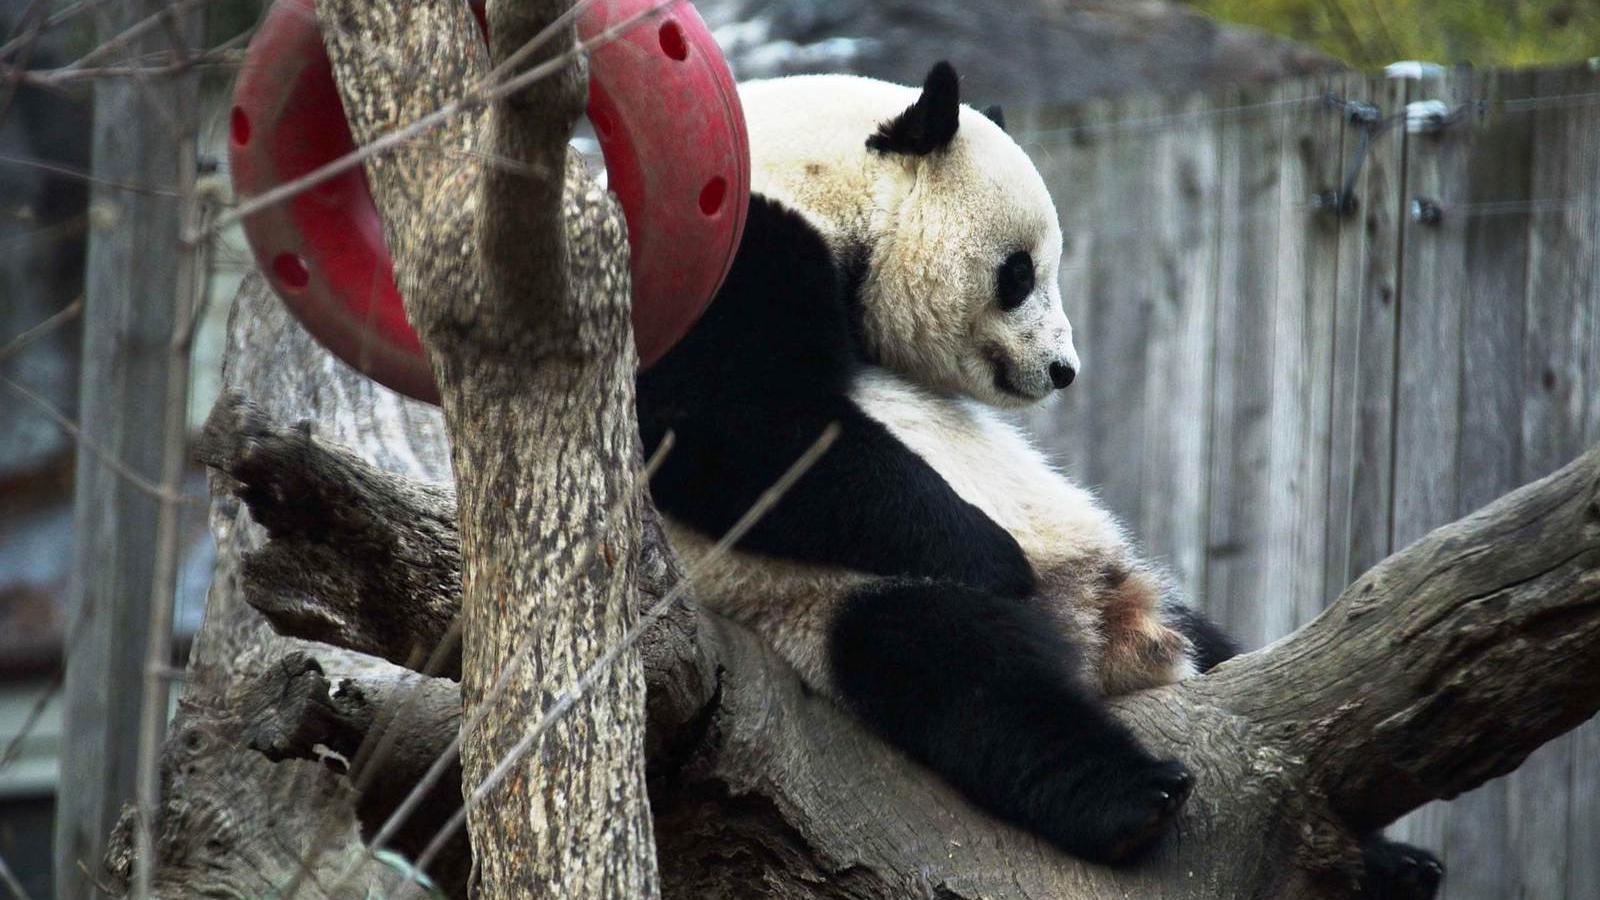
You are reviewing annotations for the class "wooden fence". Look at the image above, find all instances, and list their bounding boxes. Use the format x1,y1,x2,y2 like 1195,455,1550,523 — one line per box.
1011,64,1600,899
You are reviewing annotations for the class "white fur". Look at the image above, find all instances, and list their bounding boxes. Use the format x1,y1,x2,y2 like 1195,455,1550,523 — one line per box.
848,370,1123,572
740,74,1078,406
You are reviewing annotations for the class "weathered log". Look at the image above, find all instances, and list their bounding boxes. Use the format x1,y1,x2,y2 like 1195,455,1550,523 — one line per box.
196,397,463,677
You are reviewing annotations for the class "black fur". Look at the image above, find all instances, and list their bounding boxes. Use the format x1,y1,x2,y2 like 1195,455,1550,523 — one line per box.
983,103,1006,131
639,197,1034,597
866,61,962,156
638,195,1211,865
1361,836,1444,899
830,581,1193,865
1165,603,1240,672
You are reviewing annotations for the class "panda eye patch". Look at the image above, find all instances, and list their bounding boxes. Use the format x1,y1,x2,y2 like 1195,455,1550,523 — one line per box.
996,251,1035,311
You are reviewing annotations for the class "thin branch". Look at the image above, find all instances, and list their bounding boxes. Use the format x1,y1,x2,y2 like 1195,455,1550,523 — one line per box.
0,297,82,363
133,111,203,900
60,0,217,72
0,153,176,195
19,54,245,85
0,374,198,507
0,0,46,126
0,673,60,771
0,848,35,900
0,0,110,61
0,214,88,254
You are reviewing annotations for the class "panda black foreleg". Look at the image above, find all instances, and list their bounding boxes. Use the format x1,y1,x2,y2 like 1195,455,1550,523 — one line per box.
829,579,1193,866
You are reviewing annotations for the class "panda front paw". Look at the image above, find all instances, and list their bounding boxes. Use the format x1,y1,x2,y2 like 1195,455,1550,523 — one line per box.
1361,837,1443,900
1033,756,1193,866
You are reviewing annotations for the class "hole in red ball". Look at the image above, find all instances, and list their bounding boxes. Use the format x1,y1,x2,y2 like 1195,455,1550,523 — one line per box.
658,20,688,61
698,176,726,216
272,252,310,291
230,106,251,146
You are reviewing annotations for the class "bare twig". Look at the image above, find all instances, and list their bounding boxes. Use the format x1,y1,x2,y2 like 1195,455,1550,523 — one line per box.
132,27,206,896
0,375,196,506
61,0,216,72
0,215,89,254
0,848,35,900
0,0,110,61
0,298,82,363
0,673,60,771
19,54,246,86
0,0,47,126
0,153,175,195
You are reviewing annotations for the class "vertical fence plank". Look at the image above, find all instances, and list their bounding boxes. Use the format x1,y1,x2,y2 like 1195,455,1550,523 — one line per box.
1508,65,1600,900
1324,74,1407,613
1435,68,1538,900
1135,91,1220,603
53,3,201,895
1575,70,1600,900
1390,65,1479,871
1018,101,1106,482
1265,78,1346,631
1577,103,1600,900
1204,84,1287,648
1319,73,1413,847
1080,94,1163,533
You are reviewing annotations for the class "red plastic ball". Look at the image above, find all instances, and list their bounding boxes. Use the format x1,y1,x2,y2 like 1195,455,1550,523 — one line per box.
229,0,749,403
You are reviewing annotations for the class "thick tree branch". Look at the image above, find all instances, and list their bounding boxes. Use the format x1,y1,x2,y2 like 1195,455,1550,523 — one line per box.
197,396,462,676
1196,451,1600,831
199,390,718,763
235,653,469,896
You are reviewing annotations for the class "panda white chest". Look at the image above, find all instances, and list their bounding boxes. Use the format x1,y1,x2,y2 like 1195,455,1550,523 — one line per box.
848,370,1127,571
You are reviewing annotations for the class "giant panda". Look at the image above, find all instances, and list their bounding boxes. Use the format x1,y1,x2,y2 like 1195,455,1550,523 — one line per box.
637,61,1442,893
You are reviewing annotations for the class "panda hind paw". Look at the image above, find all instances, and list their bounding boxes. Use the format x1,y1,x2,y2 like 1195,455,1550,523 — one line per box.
1361,838,1443,900
1034,757,1193,866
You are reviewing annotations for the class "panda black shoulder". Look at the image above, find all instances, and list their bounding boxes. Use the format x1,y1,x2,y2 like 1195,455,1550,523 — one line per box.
640,194,859,406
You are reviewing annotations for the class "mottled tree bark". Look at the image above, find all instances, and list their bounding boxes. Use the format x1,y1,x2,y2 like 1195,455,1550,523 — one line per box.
316,0,656,894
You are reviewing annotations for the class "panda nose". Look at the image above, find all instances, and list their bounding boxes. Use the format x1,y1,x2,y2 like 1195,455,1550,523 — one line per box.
1049,360,1076,390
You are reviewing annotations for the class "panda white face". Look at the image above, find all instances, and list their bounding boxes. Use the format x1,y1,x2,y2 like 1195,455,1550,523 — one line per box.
741,63,1081,409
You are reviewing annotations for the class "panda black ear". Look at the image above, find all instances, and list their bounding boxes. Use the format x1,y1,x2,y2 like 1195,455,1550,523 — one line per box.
983,104,1006,131
867,61,961,156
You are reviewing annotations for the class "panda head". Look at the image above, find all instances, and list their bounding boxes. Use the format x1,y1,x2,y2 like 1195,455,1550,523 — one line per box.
743,62,1079,408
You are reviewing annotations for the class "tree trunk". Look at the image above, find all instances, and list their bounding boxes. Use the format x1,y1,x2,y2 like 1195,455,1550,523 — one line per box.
314,0,656,893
